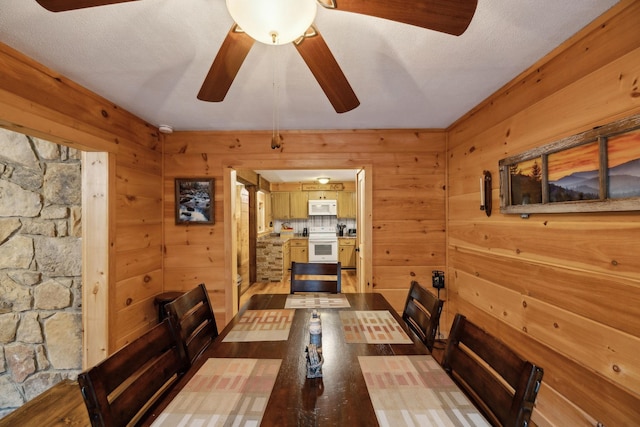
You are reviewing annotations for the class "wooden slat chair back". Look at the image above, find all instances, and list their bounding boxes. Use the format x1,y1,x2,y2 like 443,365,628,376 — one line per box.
402,280,444,351
290,261,342,293
77,319,187,427
442,314,544,427
165,283,219,365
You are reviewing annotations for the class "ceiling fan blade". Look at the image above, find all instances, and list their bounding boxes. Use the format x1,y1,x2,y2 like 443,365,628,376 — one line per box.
198,25,255,102
294,27,359,114
319,0,477,36
35,0,140,12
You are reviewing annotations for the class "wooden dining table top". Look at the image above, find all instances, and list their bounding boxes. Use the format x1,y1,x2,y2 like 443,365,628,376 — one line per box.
140,292,429,426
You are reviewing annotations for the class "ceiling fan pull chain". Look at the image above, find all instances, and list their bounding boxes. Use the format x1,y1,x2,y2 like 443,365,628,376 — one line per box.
271,43,281,149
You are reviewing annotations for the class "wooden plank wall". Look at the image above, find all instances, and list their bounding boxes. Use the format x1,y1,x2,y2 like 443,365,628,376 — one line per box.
0,42,163,354
446,1,640,425
163,130,446,324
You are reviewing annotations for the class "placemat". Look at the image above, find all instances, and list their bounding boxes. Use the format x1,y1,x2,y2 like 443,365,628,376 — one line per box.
222,309,294,342
359,355,490,427
151,358,281,426
340,310,412,344
284,293,351,309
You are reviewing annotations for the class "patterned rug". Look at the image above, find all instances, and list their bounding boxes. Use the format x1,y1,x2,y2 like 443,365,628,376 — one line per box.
284,293,351,309
151,358,281,426
222,309,295,342
340,310,412,344
359,355,490,427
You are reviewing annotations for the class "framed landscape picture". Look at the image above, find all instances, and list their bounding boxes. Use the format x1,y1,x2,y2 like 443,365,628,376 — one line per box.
499,113,640,214
175,178,214,224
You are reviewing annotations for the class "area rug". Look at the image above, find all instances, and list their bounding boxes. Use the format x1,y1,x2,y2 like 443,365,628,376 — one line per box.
284,293,351,309
359,355,490,427
340,310,412,344
151,358,281,426
222,309,294,342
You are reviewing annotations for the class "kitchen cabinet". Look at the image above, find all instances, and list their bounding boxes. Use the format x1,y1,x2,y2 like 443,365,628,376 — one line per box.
337,191,356,218
290,239,308,264
271,192,290,219
272,192,308,219
289,191,309,219
339,238,356,268
308,190,338,200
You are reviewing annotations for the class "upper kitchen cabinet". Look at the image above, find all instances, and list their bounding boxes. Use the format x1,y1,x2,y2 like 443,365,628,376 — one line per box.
271,192,290,219
289,192,309,219
271,192,309,219
308,190,338,200
337,191,356,218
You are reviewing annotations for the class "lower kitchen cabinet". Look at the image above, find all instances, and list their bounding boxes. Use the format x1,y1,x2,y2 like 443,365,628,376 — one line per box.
290,239,308,264
338,238,356,268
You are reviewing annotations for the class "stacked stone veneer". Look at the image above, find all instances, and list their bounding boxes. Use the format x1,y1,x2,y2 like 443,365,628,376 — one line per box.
256,236,285,282
0,128,82,418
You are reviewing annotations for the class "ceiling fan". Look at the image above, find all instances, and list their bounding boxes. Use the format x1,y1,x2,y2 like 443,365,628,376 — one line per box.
34,0,477,114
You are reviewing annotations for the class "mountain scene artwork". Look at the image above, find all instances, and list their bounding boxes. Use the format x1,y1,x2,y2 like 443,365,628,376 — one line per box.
509,128,640,205
550,158,640,202
550,129,640,202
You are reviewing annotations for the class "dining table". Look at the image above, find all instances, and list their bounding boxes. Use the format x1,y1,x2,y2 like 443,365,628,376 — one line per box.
140,292,490,427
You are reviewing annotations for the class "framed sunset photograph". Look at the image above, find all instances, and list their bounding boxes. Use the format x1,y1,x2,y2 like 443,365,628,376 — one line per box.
499,113,640,214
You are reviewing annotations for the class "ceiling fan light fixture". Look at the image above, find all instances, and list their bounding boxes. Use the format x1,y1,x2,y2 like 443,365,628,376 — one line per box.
226,0,317,45
317,177,330,185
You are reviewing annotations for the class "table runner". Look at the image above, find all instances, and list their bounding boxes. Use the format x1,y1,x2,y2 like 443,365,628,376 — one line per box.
222,309,294,342
359,355,490,427
340,310,412,344
284,293,351,309
151,358,281,426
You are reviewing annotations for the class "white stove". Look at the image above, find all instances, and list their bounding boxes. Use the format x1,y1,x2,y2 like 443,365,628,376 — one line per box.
308,226,338,263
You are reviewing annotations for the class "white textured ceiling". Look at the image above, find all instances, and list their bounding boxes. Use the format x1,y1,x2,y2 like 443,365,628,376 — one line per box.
0,0,619,132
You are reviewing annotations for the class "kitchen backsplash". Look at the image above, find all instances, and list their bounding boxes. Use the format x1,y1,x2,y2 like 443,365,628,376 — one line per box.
274,217,356,235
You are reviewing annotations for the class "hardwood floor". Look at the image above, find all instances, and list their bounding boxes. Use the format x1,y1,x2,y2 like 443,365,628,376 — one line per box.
239,270,358,308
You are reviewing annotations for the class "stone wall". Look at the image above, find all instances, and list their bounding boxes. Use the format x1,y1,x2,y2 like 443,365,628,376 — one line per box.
256,236,286,282
0,128,82,418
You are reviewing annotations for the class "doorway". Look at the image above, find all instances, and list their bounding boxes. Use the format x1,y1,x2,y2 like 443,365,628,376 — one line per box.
224,166,372,313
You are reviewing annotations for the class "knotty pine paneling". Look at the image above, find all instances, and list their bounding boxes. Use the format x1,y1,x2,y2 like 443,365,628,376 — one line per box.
450,248,640,337
164,130,447,318
533,384,598,427
373,219,445,242
449,219,640,278
114,270,163,312
447,1,640,424
115,194,163,226
115,223,162,252
372,265,445,290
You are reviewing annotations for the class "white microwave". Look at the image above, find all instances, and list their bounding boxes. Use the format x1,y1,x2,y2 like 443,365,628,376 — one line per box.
308,199,337,216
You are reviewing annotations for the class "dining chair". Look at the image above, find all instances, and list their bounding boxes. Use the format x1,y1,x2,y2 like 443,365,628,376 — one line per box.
402,280,444,351
441,314,544,427
77,318,187,427
290,261,342,293
165,283,219,365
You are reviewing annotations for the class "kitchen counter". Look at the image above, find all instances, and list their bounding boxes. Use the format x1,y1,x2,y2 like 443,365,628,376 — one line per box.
258,233,308,243
258,233,355,241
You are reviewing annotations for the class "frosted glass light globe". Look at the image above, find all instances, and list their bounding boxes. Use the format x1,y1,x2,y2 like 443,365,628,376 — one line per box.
226,0,317,45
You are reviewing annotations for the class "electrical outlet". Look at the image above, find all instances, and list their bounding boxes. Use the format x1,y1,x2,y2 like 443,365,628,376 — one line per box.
432,270,445,289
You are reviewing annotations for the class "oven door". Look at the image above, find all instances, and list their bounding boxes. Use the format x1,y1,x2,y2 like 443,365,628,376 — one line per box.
308,239,338,263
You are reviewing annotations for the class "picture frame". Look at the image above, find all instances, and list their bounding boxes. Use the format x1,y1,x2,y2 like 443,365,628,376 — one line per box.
175,178,214,224
499,113,640,214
